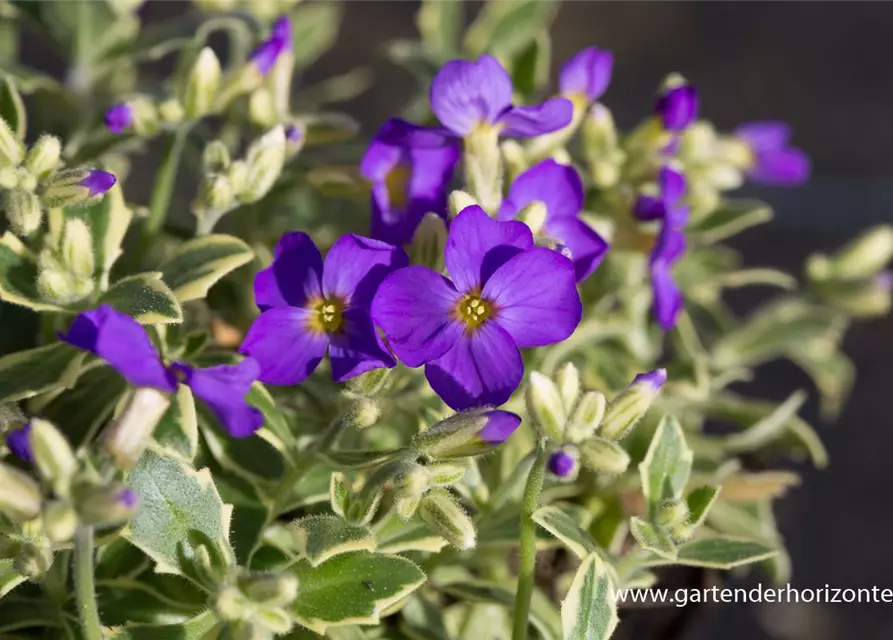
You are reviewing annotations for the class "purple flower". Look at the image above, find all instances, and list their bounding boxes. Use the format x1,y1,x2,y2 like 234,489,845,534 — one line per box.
735,121,811,186
361,119,460,246
633,166,687,226
372,206,582,410
60,306,263,438
655,84,699,132
250,15,292,74
632,368,668,390
104,104,133,135
498,159,608,282
548,449,577,478
80,170,117,197
559,47,614,103
240,233,408,386
5,424,32,462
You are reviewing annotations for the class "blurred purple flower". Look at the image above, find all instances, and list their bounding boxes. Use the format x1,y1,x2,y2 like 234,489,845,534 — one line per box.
250,15,292,74
559,47,614,102
5,424,32,463
655,84,699,132
104,104,133,135
735,121,811,186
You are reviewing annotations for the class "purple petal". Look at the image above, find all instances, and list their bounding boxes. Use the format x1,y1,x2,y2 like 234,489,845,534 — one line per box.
655,85,699,132
445,205,533,292
735,121,791,152
364,118,456,151
60,305,175,392
749,148,811,186
633,194,666,221
322,234,408,309
498,97,574,138
651,262,682,331
80,170,116,197
651,224,687,266
104,104,133,135
548,450,576,477
360,135,403,183
545,217,609,282
632,368,668,391
371,266,464,368
659,166,686,203
239,307,329,386
479,410,522,444
271,15,292,47
250,18,290,74
175,358,264,438
664,203,690,229
425,322,523,410
483,248,582,348
254,232,323,311
559,47,614,101
328,307,397,382
285,125,302,144
430,55,513,137
498,159,583,222
5,424,32,463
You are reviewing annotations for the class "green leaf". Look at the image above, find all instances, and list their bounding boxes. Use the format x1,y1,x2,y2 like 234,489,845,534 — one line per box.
374,513,447,555
0,76,26,139
0,342,85,404
99,272,183,325
686,485,720,529
400,594,452,640
0,560,26,599
561,553,619,640
245,382,294,448
510,31,551,97
288,551,425,634
301,113,361,147
159,234,254,303
723,390,806,453
291,515,377,567
197,409,285,485
629,517,676,560
644,537,778,570
787,343,855,420
151,385,198,463
438,582,561,640
125,450,233,576
62,183,133,286
0,232,65,312
97,574,205,625
289,1,343,69
639,415,693,514
416,0,462,57
532,505,599,560
213,473,268,566
107,610,218,640
689,200,773,244
465,0,559,59
319,448,408,470
0,599,64,633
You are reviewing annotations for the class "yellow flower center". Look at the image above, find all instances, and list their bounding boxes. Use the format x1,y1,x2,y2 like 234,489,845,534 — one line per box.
385,162,411,209
308,296,345,334
455,293,493,330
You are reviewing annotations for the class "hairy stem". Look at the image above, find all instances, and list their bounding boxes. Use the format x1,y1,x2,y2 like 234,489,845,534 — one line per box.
140,124,192,249
512,441,548,640
74,526,102,640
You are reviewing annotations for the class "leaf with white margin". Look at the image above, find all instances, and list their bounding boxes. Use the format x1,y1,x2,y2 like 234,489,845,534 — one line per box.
160,234,254,303
561,553,619,640
641,536,778,570
639,414,693,516
99,272,183,324
0,342,85,404
291,515,377,567
150,385,198,463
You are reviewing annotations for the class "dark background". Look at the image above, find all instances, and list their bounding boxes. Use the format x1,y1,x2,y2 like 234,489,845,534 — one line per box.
16,1,893,638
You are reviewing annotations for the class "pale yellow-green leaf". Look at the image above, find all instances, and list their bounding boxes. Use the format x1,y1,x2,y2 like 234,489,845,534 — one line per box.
561,553,619,640
0,342,85,404
159,234,254,303
291,515,377,567
99,272,183,324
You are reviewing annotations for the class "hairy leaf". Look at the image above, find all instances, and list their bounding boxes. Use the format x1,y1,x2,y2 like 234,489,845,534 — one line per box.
561,553,619,640
291,516,377,567
160,234,253,303
99,272,183,324
0,342,85,404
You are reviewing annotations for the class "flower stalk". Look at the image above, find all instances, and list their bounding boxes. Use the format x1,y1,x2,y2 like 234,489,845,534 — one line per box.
512,441,548,640
74,526,102,640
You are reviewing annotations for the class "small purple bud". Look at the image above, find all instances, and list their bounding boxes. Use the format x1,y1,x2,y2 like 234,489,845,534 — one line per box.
271,15,292,46
79,170,117,197
117,488,139,509
548,450,577,477
285,124,302,144
249,16,292,75
104,104,133,135
5,424,33,463
632,368,667,391
655,85,699,132
479,410,522,444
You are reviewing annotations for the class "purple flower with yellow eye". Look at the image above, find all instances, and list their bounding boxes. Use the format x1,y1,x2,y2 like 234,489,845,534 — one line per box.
361,119,460,246
498,159,609,282
250,15,292,74
372,206,582,410
240,233,408,386
655,83,699,132
559,47,614,104
735,121,811,186
5,423,32,462
60,306,263,438
104,103,133,135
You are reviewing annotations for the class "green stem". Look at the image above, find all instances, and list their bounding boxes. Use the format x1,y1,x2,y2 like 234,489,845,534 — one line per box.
74,526,102,640
511,442,548,640
140,124,192,248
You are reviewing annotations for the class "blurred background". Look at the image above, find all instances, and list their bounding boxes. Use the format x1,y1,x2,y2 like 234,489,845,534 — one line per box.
13,1,893,638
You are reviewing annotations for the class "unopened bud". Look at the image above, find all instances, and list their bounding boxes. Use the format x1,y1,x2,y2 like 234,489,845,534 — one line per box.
547,447,579,479
411,409,521,459
75,485,139,527
656,498,690,530
0,463,42,521
238,571,299,607
3,189,42,235
517,201,548,236
393,464,429,503
0,116,24,166
826,225,893,280
228,160,250,196
36,268,92,305
526,372,566,440
284,124,304,157
410,213,447,271
104,103,134,135
678,121,716,162
240,126,286,202
565,390,607,442
14,541,52,581
25,135,61,180
43,169,116,208
0,166,18,188
42,500,78,542
448,190,480,220
183,47,221,120
213,585,248,622
103,388,171,469
346,368,391,397
329,472,349,519
197,175,234,215
599,369,666,441
249,88,278,128
580,437,630,475
5,423,33,462
555,363,582,412
464,125,503,213
344,395,381,429
61,219,95,280
417,489,476,550
29,419,76,498
427,463,465,487
583,103,618,153
203,140,231,174
158,98,185,124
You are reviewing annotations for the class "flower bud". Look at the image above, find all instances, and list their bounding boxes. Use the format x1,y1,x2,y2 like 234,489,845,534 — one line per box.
103,388,171,469
29,419,76,497
213,585,248,622
464,124,503,213
329,472,349,519
183,47,221,120
654,75,698,132
228,160,250,196
25,135,61,180
61,219,95,281
555,362,581,411
343,395,381,429
548,447,579,479
393,464,429,501
0,115,24,166
448,190,480,219
14,540,52,581
197,175,235,216
427,463,466,487
3,189,42,236
203,140,231,174
5,423,33,462
417,489,476,550
565,390,607,442
346,368,391,398
284,124,304,157
158,98,185,124
526,372,566,441
411,409,521,459
238,571,299,607
43,169,116,208
0,166,18,188
814,272,893,318
583,103,618,155
348,488,382,526
0,463,42,521
517,200,548,236
599,369,666,441
825,225,893,280
656,498,690,530
104,103,134,135
36,268,91,305
410,213,448,271
253,608,292,636
240,126,286,203
249,88,278,128
75,485,139,528
42,500,78,543
580,437,630,475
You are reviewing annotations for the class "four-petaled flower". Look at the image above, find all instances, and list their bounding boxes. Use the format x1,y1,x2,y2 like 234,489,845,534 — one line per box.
559,47,614,105
372,206,582,410
735,121,811,186
361,119,460,246
61,305,263,438
498,159,609,282
240,233,408,386
249,15,293,75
